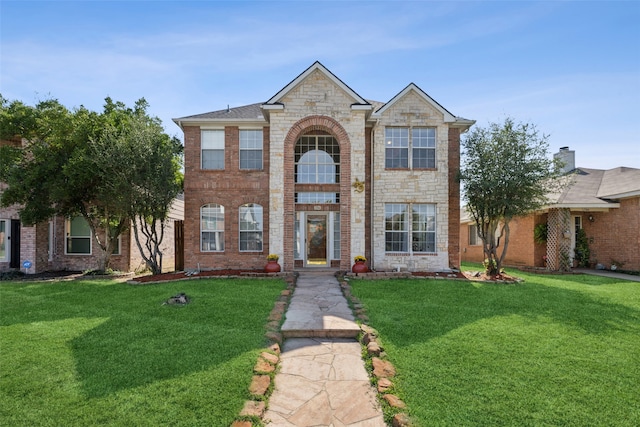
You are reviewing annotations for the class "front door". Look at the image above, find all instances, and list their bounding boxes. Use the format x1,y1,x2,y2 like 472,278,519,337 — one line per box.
306,214,327,267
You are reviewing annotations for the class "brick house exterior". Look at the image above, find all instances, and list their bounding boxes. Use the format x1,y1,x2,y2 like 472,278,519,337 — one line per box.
460,148,640,272
0,138,184,274
174,62,474,272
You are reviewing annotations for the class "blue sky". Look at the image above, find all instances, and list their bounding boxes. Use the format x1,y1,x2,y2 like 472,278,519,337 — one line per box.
1,1,639,169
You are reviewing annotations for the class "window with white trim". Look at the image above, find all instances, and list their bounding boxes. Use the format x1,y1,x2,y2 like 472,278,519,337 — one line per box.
469,224,480,246
385,203,436,253
0,219,8,261
239,204,263,251
239,130,263,170
201,130,224,170
66,216,92,255
295,135,340,183
201,204,224,251
385,127,436,169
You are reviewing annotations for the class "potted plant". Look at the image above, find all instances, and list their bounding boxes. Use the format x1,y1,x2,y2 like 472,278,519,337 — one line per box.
352,255,369,274
264,254,281,273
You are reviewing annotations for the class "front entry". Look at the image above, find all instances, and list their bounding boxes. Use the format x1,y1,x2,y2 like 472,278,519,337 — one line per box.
306,214,328,266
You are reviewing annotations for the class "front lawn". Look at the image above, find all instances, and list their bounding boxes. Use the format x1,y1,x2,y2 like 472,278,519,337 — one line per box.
350,267,640,426
0,277,285,427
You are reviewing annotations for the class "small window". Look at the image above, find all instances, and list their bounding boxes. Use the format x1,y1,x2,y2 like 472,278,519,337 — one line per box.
239,204,263,251
295,192,339,204
66,216,92,255
201,204,224,251
469,224,480,246
240,130,263,170
201,130,225,170
0,219,8,261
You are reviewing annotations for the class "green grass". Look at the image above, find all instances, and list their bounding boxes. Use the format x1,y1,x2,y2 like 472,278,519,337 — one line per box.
350,265,640,426
0,277,285,427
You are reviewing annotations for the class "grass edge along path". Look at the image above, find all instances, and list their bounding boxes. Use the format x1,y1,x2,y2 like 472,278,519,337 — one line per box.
349,268,640,426
0,277,286,427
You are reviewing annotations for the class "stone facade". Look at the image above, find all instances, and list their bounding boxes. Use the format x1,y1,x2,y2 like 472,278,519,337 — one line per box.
175,62,474,272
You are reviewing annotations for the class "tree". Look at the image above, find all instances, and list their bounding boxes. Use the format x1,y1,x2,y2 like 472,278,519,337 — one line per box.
0,95,182,273
458,117,565,276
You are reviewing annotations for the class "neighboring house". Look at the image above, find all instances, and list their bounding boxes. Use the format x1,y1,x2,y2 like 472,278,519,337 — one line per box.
0,138,185,274
460,147,640,272
173,61,474,272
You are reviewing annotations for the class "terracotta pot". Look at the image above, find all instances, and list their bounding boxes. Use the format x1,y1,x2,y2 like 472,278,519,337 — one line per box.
264,260,281,273
352,261,369,274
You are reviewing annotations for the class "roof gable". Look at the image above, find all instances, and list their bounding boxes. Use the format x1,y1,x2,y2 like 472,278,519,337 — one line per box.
371,83,456,122
263,61,371,109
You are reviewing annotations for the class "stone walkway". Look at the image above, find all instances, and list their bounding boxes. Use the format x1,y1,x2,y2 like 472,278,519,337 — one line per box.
263,272,385,426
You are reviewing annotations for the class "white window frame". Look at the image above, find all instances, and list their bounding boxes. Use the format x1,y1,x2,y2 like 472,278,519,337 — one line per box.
0,219,9,262
411,204,436,253
469,224,480,246
239,203,263,252
385,203,437,254
201,204,224,252
201,129,225,170
239,129,263,170
65,216,92,255
385,127,437,169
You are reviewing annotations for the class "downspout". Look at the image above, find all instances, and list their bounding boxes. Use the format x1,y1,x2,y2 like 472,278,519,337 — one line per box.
370,119,380,271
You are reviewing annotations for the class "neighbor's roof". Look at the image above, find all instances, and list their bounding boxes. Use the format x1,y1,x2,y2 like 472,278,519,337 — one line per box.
460,165,640,223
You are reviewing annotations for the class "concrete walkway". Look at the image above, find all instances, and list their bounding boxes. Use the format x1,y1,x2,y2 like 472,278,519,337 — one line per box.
574,268,640,282
264,272,385,426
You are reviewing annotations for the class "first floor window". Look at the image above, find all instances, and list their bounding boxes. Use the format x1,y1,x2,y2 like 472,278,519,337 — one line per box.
385,204,408,252
239,203,263,251
412,204,436,252
66,216,92,254
469,224,480,246
240,129,263,170
201,130,225,170
0,219,8,261
385,203,436,253
201,204,224,251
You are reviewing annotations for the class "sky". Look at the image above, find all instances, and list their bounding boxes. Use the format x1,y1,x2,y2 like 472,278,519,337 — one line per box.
1,0,639,169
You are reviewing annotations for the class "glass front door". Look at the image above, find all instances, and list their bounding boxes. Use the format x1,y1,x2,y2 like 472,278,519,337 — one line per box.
306,214,327,266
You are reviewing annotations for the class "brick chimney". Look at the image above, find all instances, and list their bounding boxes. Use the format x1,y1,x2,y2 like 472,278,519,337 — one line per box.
554,146,575,174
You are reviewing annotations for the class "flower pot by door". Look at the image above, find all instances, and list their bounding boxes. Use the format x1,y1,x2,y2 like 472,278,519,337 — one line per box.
264,260,281,273
352,261,368,274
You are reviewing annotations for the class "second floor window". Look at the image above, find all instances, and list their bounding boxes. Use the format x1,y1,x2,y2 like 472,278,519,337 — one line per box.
295,135,340,183
201,130,224,170
240,130,263,170
385,127,436,169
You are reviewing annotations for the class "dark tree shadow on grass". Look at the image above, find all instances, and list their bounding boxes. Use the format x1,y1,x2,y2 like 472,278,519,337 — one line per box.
1,279,283,398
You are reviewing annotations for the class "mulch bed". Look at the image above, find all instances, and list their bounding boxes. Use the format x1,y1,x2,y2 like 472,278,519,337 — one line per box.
130,269,266,283
411,271,467,279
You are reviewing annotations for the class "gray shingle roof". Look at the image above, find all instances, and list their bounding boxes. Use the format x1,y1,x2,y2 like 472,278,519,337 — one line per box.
552,167,640,206
176,103,266,121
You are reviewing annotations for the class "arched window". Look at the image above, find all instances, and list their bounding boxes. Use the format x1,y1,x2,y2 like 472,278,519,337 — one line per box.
239,203,263,251
201,204,224,251
295,135,340,183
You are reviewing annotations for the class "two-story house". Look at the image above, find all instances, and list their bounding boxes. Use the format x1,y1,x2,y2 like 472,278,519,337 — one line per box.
173,62,474,272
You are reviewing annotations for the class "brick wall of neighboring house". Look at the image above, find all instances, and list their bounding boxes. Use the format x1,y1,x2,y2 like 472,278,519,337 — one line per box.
371,90,453,271
459,214,543,268
581,197,640,271
183,125,271,271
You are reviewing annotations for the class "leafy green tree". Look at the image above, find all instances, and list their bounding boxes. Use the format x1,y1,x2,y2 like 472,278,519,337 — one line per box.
459,117,565,275
0,96,182,273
